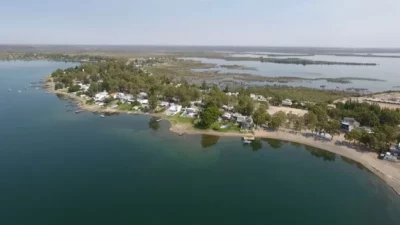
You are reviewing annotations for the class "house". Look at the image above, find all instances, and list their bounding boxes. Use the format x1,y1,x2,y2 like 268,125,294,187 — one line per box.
222,112,232,120
359,126,373,134
233,114,254,129
77,83,90,92
231,112,243,121
341,117,360,132
241,117,254,130
137,92,148,99
165,104,182,116
114,93,134,102
159,101,170,107
257,96,267,102
190,101,203,107
94,91,109,102
236,115,247,124
226,92,239,97
181,108,198,118
222,105,234,112
282,99,293,106
138,99,149,105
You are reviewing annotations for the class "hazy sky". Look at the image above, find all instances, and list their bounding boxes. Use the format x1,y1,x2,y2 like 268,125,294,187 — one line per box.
1,0,399,47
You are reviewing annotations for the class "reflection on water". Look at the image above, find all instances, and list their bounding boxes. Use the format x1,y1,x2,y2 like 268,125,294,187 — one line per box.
304,145,336,162
340,156,367,171
201,134,220,148
264,139,283,149
250,139,263,151
148,117,161,131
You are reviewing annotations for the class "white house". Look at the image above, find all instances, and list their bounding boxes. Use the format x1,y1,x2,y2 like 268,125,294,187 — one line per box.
76,82,90,92
94,91,109,102
137,92,148,99
222,112,232,120
165,104,182,116
114,92,125,99
282,99,293,106
250,94,268,102
226,92,239,97
159,101,170,107
236,115,247,123
181,108,198,118
138,99,149,105
341,118,360,132
222,105,234,111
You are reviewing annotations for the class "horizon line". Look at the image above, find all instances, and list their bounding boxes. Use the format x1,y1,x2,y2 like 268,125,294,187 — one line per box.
1,43,400,50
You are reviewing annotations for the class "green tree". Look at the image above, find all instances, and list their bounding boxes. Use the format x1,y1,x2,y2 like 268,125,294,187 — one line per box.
269,111,286,129
344,131,354,144
201,81,208,90
252,105,269,126
54,83,64,90
198,106,220,129
148,95,158,110
325,120,341,140
293,116,304,133
235,94,254,116
68,85,80,93
304,112,318,132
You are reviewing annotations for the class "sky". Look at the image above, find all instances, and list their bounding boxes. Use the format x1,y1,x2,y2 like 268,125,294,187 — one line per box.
1,0,399,47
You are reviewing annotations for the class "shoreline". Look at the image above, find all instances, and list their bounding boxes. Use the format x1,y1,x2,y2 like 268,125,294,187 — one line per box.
45,78,400,195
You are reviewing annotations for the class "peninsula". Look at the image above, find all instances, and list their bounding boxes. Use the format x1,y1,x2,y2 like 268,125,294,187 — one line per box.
46,58,400,195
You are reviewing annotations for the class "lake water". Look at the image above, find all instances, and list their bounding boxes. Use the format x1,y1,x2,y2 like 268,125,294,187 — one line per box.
187,55,400,92
1,61,400,225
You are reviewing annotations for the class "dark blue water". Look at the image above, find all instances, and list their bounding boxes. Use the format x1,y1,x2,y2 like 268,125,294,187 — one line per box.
1,61,400,225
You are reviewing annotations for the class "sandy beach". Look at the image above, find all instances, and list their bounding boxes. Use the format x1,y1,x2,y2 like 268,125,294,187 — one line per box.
45,79,400,195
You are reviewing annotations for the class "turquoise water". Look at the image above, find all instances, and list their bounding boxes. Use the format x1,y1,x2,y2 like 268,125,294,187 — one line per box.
1,61,400,225
187,55,400,92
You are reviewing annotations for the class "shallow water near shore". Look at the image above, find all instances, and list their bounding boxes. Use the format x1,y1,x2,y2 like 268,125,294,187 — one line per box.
1,61,400,225
186,55,400,92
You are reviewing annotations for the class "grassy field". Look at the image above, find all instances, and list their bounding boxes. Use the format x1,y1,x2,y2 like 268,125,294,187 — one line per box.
167,114,195,125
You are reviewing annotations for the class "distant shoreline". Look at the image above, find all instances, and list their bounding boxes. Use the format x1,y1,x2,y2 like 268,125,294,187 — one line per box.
45,77,400,196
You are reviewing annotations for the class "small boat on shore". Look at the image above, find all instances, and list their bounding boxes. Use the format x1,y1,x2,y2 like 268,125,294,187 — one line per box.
100,115,105,118
156,119,162,122
242,136,255,144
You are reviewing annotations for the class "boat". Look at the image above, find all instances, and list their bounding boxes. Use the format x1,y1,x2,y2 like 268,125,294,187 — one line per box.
156,118,162,122
100,115,105,118
8,88,11,91
75,110,83,114
242,136,255,144
243,136,255,141
18,90,21,93
36,87,39,90
243,139,252,144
